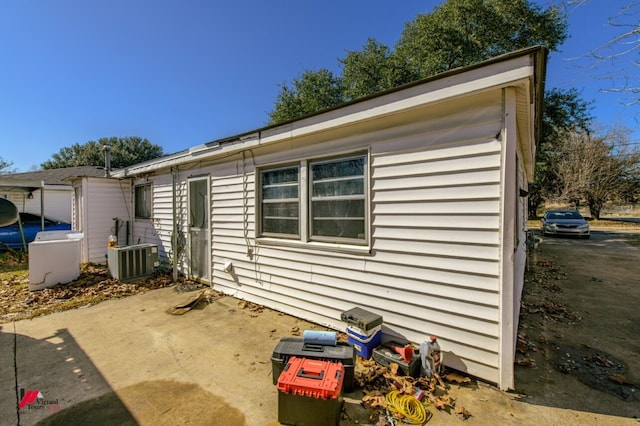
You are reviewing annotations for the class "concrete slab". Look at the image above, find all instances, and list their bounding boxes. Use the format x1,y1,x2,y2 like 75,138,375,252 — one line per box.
2,285,637,426
1,287,320,426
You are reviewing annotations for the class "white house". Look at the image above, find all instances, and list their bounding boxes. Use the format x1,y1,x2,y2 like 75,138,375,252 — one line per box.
78,46,547,389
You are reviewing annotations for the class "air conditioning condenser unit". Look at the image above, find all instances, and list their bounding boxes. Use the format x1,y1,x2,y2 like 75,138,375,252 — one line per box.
108,244,159,281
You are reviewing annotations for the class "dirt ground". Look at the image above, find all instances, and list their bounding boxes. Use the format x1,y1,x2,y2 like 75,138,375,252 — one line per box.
513,230,640,420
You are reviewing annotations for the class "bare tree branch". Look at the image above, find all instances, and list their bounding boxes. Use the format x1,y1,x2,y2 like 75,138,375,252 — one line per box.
561,1,640,107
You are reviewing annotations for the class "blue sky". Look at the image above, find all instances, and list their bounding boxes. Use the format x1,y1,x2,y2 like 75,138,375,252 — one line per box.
1,0,637,172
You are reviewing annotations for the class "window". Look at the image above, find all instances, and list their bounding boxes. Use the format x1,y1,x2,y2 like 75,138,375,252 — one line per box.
309,156,366,243
259,166,300,237
135,184,152,219
258,153,368,245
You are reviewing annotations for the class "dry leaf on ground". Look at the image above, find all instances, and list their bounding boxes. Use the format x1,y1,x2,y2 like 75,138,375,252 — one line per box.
444,372,472,384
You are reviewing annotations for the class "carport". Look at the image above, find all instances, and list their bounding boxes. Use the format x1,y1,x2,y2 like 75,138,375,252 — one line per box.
0,178,47,250
1,166,107,250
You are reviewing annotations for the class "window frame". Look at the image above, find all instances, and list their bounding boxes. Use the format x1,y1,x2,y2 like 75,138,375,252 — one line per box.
257,151,369,249
308,154,368,245
258,164,301,239
134,183,152,220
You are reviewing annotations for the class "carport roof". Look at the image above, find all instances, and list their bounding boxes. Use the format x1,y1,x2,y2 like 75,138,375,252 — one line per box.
0,166,106,193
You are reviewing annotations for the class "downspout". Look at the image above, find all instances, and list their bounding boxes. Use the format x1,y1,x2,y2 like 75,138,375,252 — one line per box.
172,167,178,283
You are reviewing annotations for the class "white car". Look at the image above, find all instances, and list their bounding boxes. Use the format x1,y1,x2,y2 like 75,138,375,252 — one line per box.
541,210,590,239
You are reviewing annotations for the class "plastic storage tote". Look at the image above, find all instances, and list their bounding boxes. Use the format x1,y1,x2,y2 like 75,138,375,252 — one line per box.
271,337,356,392
277,357,344,426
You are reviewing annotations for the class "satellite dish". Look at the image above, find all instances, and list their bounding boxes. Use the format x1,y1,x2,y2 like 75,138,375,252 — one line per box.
0,198,19,227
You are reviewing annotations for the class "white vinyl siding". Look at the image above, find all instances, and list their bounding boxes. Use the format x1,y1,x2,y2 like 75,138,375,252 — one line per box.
131,174,177,261
74,178,131,264
120,49,543,389
207,98,505,384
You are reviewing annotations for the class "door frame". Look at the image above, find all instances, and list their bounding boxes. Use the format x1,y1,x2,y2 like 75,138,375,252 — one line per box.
187,175,211,283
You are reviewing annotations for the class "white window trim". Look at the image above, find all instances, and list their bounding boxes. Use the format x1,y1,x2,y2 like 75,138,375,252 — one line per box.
134,183,152,220
258,164,301,239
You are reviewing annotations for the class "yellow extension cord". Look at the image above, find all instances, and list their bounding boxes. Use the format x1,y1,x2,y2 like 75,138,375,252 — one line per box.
385,390,428,425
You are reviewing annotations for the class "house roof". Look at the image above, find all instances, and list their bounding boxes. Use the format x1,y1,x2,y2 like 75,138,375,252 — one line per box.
0,166,107,193
114,46,547,179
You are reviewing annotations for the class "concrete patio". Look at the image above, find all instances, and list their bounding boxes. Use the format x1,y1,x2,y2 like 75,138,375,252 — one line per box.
1,285,636,426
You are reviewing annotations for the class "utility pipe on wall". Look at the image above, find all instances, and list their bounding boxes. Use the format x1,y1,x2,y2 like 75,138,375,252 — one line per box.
40,180,44,231
172,167,178,283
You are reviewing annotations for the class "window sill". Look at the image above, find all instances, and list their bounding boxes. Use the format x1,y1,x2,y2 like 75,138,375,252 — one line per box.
257,237,371,256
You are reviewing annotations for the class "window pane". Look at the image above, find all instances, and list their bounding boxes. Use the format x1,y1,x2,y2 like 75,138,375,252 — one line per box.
312,218,364,239
135,185,152,219
313,178,364,197
189,180,208,228
263,184,298,200
263,218,299,235
263,201,299,218
312,158,364,180
263,168,299,186
312,199,365,218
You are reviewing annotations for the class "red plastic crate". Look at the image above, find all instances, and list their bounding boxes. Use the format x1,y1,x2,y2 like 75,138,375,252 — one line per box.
277,357,344,399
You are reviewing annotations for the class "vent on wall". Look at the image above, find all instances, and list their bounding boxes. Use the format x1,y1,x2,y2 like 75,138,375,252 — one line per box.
108,244,159,281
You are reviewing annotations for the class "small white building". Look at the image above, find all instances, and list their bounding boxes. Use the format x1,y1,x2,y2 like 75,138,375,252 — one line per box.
78,46,547,389
0,166,106,224
69,176,132,264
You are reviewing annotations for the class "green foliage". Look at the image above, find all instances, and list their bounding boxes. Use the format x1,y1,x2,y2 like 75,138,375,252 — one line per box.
340,38,418,101
0,155,16,175
268,69,344,125
541,88,593,143
395,0,566,78
41,137,164,170
268,0,567,124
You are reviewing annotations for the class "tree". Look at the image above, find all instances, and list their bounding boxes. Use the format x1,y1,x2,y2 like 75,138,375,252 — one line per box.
268,0,568,124
41,137,164,170
340,38,418,101
268,69,344,125
581,1,640,106
553,125,640,218
0,155,16,175
394,0,567,78
528,88,594,216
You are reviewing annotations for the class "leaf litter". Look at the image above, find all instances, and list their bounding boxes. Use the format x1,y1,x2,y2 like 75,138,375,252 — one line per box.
354,354,473,424
0,254,207,324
